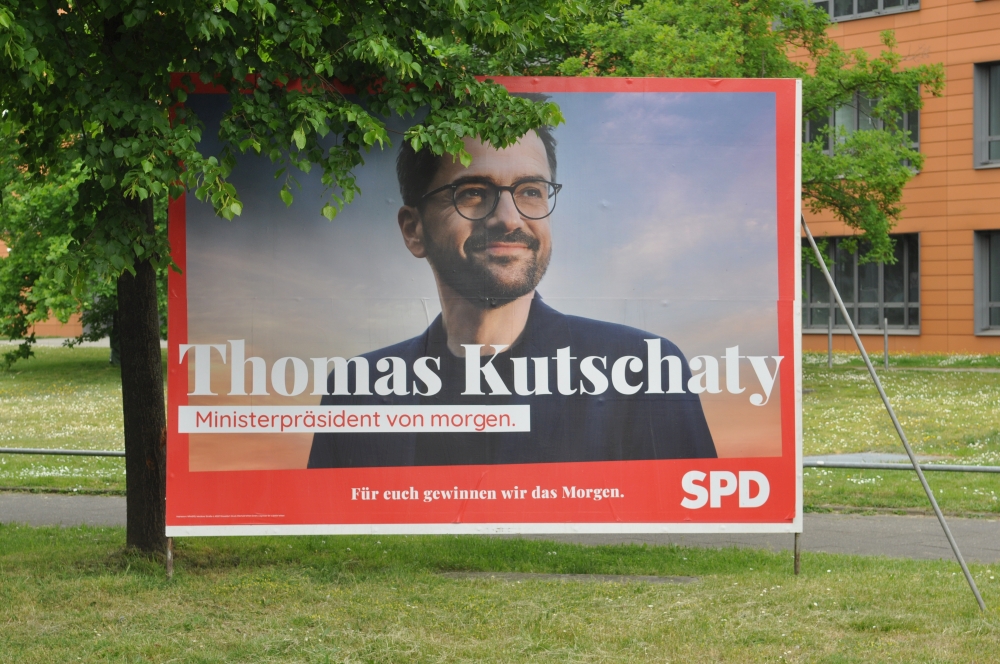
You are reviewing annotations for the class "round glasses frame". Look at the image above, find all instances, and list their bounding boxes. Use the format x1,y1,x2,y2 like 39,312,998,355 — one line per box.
419,179,563,221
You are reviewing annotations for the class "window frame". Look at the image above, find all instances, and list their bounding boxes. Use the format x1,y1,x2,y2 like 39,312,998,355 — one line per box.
811,0,919,23
973,62,1000,169
804,91,920,161
974,231,1000,335
802,234,921,335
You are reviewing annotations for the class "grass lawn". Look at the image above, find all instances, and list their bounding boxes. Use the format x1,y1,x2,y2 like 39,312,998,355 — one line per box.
1,347,999,515
0,347,131,493
1,525,998,662
801,353,1000,516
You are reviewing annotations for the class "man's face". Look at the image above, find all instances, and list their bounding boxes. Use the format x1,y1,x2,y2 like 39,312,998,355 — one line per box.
401,133,554,308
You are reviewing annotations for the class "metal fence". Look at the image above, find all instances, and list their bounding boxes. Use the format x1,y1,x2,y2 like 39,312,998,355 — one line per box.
0,447,124,457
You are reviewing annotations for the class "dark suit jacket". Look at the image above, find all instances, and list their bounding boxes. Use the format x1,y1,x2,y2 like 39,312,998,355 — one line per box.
308,295,716,467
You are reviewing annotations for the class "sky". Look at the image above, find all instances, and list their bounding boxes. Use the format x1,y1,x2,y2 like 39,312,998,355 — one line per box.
182,90,785,466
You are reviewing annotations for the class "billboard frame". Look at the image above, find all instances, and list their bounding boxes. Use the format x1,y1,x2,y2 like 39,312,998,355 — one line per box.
165,76,803,537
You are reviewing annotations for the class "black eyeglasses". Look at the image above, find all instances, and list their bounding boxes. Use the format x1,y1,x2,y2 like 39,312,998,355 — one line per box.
420,179,562,221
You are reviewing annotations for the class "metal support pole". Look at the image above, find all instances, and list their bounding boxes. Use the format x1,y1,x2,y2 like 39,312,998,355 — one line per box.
166,537,174,580
883,317,889,370
794,532,801,576
827,313,833,368
803,218,986,611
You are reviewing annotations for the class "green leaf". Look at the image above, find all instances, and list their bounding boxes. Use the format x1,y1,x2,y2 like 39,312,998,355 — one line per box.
321,204,337,220
280,188,293,207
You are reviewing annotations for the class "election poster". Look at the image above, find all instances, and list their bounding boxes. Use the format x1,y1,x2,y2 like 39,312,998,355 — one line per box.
166,77,802,536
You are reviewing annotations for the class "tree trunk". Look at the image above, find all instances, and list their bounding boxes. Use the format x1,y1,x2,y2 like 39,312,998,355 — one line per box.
117,197,167,553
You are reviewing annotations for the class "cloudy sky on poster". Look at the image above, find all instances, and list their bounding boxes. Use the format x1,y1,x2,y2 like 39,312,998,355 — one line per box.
183,90,782,460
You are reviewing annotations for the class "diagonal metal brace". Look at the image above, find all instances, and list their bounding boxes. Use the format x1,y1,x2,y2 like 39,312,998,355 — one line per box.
802,218,986,612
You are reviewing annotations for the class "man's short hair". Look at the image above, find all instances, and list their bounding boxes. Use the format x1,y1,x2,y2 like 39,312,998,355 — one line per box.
396,97,558,207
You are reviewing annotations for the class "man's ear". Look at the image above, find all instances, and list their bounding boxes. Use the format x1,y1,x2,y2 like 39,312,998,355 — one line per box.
397,205,427,258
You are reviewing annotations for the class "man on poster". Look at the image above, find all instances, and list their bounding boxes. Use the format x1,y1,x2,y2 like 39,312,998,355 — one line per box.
308,126,716,468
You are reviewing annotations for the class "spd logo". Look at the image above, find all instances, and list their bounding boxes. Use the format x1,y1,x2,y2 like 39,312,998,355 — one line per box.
680,470,769,509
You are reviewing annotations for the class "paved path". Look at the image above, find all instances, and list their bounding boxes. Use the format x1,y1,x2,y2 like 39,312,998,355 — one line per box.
2,492,998,563
1,493,128,528
536,515,1000,564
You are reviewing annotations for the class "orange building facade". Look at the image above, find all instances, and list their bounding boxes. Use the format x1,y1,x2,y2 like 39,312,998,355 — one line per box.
802,0,1000,354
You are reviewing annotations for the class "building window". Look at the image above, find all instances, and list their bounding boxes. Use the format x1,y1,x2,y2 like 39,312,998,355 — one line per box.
804,92,919,158
802,234,920,332
974,62,1000,168
812,0,919,22
975,231,1000,334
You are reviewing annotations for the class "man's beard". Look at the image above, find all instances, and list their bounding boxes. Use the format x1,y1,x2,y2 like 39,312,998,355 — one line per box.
423,227,550,309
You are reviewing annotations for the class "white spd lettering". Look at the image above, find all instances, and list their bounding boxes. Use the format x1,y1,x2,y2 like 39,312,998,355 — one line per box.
680,470,770,509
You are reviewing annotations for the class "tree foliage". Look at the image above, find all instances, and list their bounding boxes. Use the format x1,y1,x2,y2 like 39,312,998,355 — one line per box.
0,0,572,354
0,152,89,364
1,0,565,262
0,0,577,358
0,143,167,367
554,0,945,264
0,0,572,552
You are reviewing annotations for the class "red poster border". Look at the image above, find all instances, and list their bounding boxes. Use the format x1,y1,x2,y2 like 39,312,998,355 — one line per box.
166,77,802,536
